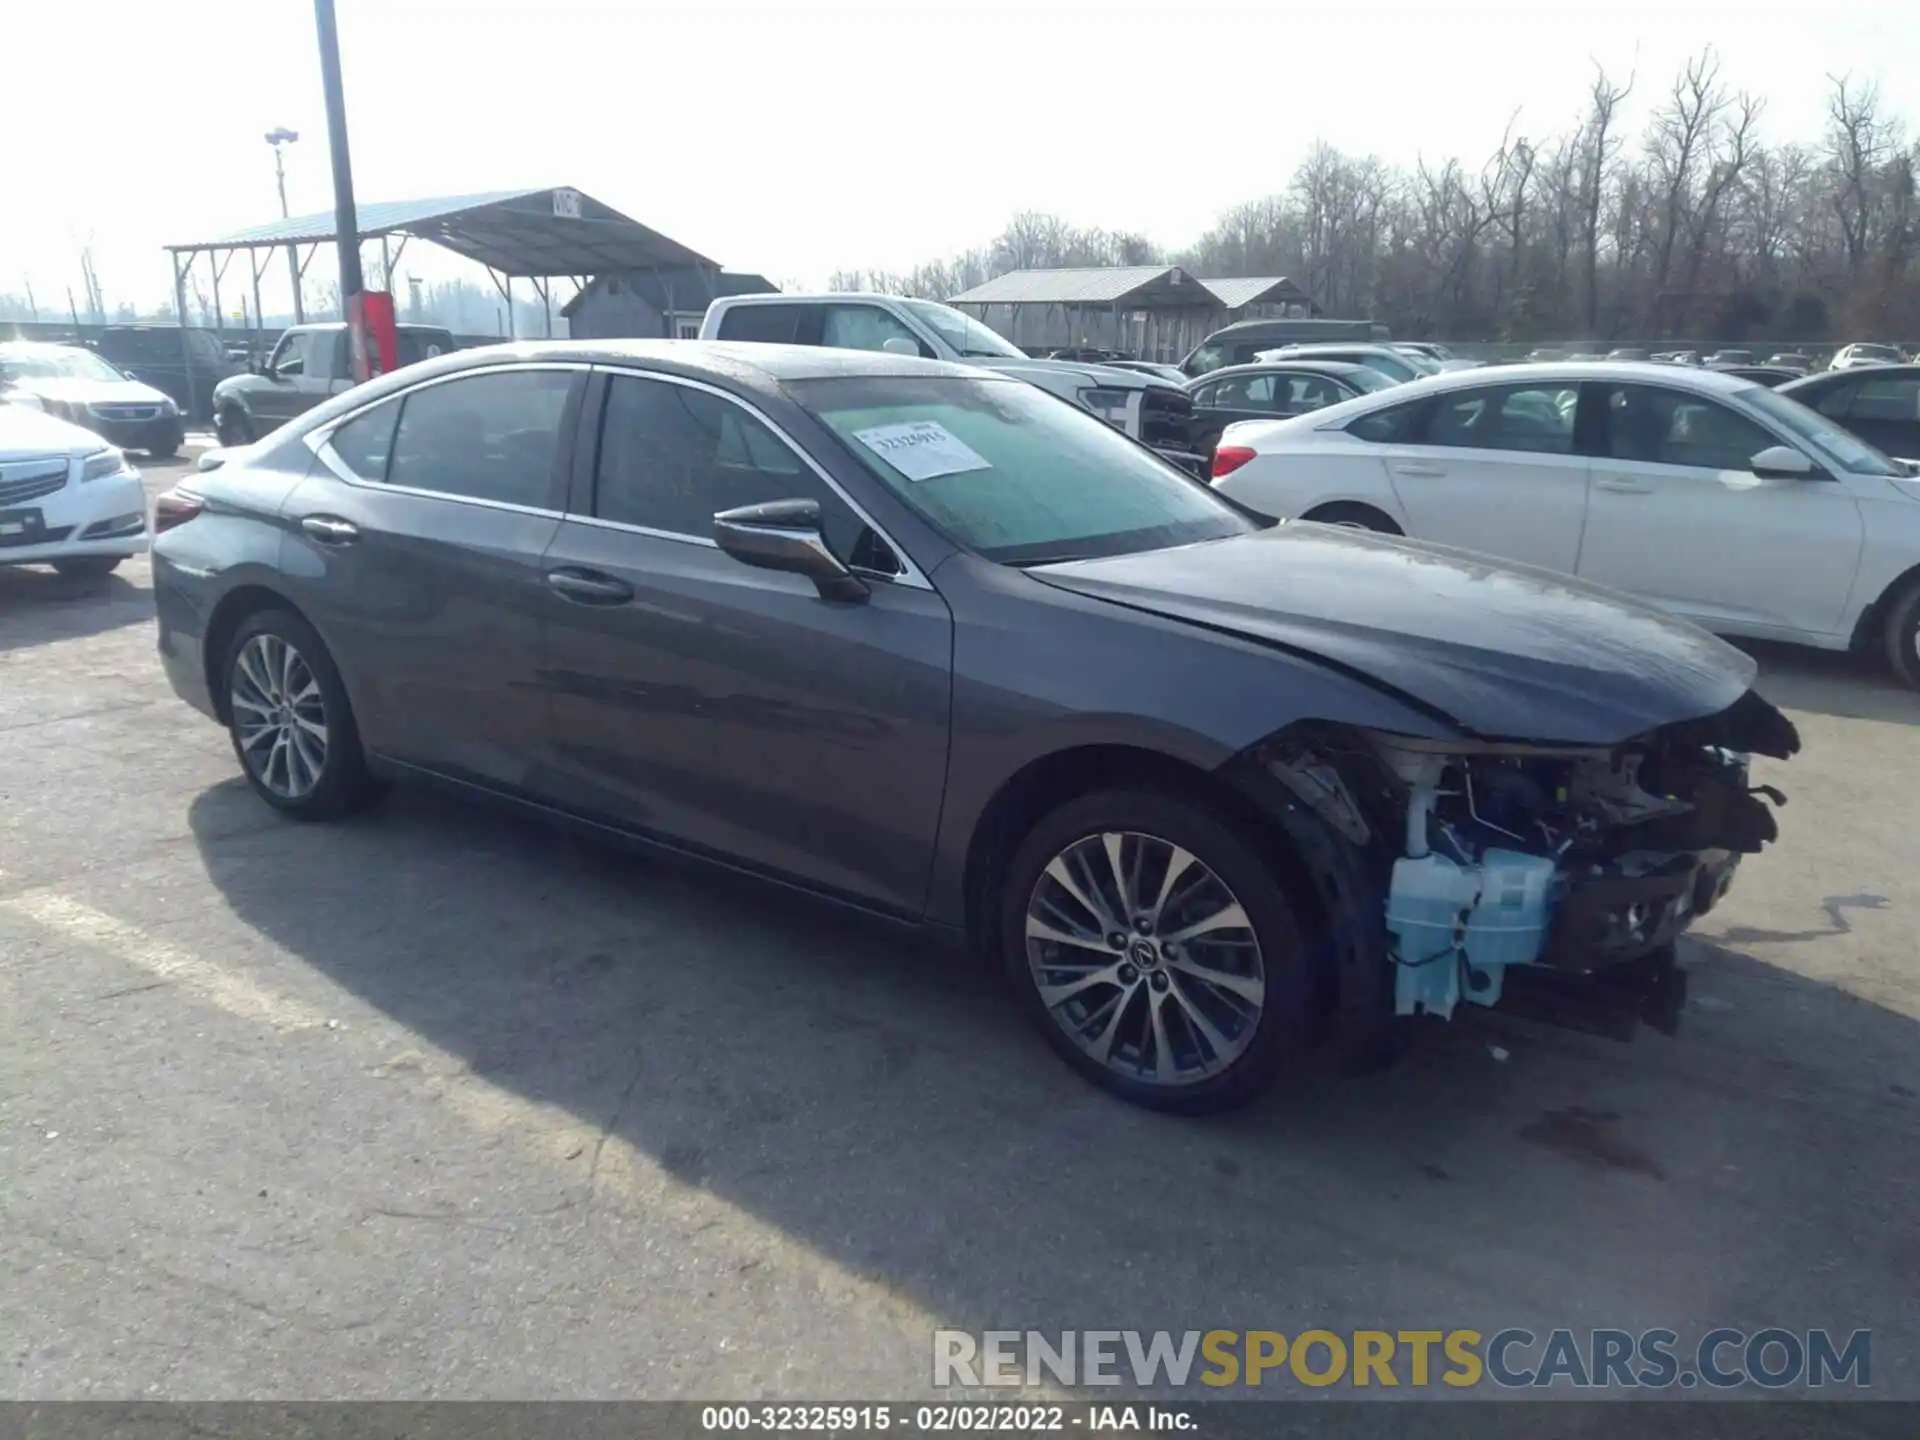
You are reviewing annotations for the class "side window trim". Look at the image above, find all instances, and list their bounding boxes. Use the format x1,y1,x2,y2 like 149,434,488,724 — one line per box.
304,362,589,515
574,363,932,590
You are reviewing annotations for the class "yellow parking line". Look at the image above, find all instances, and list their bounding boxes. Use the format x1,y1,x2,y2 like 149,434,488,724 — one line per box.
0,872,948,1344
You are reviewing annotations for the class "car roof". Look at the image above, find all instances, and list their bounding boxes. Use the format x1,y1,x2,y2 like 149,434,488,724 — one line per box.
1267,342,1406,357
1782,362,1920,385
1193,360,1378,381
302,338,987,405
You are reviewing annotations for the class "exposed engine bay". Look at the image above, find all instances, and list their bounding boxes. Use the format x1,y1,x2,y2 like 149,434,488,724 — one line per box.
1254,690,1801,1041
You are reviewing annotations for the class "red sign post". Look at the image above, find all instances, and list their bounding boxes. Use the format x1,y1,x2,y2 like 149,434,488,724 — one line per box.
344,289,398,382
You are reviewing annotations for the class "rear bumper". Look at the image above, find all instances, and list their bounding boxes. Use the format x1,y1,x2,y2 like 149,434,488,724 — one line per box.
155,558,220,721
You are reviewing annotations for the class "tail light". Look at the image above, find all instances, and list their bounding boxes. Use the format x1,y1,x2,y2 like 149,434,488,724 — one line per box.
1211,445,1256,480
153,488,205,534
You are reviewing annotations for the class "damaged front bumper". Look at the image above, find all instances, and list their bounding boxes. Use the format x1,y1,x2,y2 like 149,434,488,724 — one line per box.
1251,690,1798,1045
1389,845,1740,1034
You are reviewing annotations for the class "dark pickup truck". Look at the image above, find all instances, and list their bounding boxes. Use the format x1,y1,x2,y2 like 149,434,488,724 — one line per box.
212,322,456,444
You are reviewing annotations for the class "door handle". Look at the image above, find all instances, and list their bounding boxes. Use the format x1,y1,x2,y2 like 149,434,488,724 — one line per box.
1392,462,1446,477
299,514,360,545
545,567,634,605
1595,477,1653,494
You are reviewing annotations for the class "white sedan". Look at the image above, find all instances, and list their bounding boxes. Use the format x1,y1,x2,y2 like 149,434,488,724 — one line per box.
0,398,150,578
1210,361,1920,687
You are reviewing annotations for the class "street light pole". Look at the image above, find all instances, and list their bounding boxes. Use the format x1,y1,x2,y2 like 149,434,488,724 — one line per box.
266,127,304,323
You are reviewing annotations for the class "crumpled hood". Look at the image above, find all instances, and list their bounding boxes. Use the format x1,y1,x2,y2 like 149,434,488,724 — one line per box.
1032,525,1763,746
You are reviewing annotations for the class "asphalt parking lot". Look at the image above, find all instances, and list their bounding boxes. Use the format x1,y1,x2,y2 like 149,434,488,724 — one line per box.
2,446,1918,1402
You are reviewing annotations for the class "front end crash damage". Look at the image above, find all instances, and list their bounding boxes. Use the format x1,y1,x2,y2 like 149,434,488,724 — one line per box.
1237,690,1800,1043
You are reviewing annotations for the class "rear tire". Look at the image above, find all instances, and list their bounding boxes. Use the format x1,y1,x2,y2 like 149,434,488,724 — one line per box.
1301,502,1402,534
215,406,255,447
1000,788,1316,1113
222,608,378,820
52,556,122,579
1884,577,1920,690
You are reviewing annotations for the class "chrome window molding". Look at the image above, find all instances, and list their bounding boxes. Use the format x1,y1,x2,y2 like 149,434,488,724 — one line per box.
302,361,591,515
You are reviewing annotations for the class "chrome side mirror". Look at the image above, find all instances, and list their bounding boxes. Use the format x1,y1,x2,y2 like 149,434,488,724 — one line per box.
712,498,868,603
1749,444,1815,480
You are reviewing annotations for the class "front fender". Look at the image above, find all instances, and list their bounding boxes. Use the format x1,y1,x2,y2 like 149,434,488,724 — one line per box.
920,554,1460,926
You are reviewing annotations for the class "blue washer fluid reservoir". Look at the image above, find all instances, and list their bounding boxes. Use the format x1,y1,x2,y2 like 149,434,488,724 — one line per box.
1386,849,1557,1019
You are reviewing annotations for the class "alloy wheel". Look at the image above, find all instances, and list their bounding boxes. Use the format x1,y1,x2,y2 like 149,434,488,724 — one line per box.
1024,830,1266,1086
230,633,330,800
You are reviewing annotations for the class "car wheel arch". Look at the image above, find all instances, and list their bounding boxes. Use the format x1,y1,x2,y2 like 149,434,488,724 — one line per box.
1300,501,1405,534
1849,559,1920,653
202,585,322,724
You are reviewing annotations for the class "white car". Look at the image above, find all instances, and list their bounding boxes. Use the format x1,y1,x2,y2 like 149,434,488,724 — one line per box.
0,398,150,578
1210,361,1920,687
1253,343,1435,384
699,293,1206,474
1829,343,1906,371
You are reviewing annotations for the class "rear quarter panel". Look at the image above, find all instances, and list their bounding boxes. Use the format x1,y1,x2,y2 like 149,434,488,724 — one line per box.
152,451,316,717
1215,425,1407,525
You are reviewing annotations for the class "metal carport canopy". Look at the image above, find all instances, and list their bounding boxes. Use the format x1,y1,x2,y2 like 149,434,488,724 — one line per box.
165,187,717,276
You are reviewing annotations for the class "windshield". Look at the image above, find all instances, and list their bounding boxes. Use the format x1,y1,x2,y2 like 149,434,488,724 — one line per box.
793,375,1258,565
1741,385,1903,477
0,345,127,383
898,300,1026,360
1852,345,1901,361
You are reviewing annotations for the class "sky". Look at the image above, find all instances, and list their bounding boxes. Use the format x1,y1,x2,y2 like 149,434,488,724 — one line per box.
6,0,1915,320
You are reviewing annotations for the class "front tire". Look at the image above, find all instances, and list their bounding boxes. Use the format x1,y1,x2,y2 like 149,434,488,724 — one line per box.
1001,788,1315,1113
52,556,122,579
215,405,255,447
1885,577,1920,690
223,608,378,820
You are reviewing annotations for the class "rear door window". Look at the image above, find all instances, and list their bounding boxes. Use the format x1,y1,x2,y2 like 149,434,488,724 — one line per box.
1345,398,1428,443
1425,383,1580,455
326,398,401,481
386,369,576,507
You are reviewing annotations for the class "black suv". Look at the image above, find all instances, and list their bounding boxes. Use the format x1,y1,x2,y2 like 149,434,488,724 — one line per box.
92,326,243,421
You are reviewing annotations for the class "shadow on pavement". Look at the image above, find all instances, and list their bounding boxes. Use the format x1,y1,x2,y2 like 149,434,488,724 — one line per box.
185,777,1920,1394
1744,640,1920,726
0,566,150,654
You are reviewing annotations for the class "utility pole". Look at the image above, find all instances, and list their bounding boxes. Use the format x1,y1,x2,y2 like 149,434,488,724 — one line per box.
313,0,366,376
266,128,304,322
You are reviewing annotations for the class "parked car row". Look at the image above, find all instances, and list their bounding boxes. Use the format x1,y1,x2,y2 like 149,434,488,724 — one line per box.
145,339,1799,1114
1208,360,1920,690
0,390,152,577
699,294,1208,475
0,342,187,457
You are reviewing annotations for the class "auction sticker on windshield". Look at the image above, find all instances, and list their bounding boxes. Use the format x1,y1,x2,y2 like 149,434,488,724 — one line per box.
852,420,990,482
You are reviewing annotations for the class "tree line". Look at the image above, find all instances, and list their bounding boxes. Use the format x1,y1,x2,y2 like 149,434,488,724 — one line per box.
829,53,1918,344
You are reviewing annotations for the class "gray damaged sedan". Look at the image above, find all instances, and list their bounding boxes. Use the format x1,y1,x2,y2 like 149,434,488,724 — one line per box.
150,342,1799,1112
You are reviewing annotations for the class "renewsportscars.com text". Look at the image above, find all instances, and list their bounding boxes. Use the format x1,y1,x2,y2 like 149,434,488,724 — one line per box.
933,1328,1871,1391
